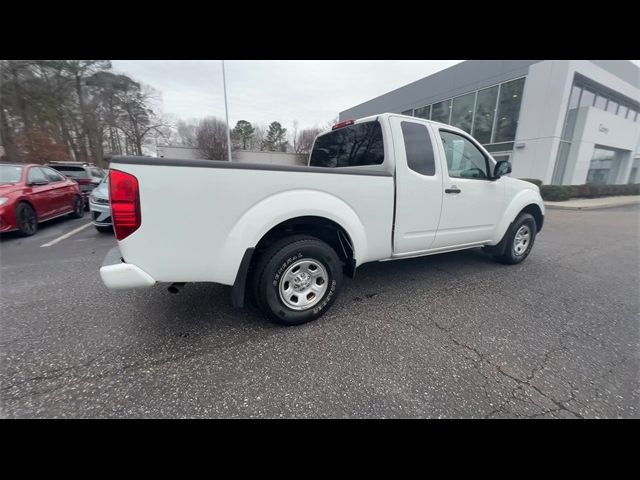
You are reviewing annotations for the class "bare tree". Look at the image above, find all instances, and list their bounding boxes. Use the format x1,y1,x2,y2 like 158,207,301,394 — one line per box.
247,124,266,151
176,119,198,147
0,60,164,166
294,126,322,163
196,117,229,160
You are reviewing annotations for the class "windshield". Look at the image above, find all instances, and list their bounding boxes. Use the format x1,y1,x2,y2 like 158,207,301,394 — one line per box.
0,165,23,184
51,166,89,179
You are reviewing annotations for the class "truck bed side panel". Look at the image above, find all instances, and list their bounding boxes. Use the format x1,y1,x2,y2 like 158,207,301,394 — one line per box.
111,162,394,285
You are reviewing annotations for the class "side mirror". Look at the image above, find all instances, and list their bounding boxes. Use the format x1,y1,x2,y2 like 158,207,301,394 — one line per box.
493,160,512,179
29,180,49,186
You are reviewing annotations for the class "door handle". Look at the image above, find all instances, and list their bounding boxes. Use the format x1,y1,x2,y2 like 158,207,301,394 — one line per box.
445,186,461,194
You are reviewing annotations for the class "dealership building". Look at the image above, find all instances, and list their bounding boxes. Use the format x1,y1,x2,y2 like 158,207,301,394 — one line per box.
339,60,640,185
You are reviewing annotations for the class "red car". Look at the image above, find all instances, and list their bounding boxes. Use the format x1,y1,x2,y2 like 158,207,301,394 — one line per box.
0,163,85,236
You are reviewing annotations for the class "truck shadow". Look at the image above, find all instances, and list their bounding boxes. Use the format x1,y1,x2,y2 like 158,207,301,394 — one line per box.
141,247,497,338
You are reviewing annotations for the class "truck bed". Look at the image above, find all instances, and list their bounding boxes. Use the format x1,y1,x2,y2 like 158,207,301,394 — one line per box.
108,156,395,286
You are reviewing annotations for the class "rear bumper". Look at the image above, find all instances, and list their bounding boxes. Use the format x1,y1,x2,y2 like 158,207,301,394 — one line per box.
100,246,155,289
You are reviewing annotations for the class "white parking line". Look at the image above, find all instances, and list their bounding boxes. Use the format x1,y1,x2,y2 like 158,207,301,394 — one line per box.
40,222,93,247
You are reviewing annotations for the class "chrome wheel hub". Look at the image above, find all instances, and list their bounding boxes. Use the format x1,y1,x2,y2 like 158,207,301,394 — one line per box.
513,225,531,256
279,258,328,311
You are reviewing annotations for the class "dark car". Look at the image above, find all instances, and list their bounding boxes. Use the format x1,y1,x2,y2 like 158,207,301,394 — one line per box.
0,163,84,236
46,162,106,209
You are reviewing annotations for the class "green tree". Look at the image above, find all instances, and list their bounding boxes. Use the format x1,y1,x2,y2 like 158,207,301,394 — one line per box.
231,120,255,150
263,121,287,152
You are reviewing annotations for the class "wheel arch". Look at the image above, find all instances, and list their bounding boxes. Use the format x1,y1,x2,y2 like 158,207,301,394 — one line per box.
226,190,367,308
15,198,38,219
520,203,544,233
491,189,545,245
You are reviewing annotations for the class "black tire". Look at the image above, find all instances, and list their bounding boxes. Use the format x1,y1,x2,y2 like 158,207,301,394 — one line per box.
95,225,113,233
494,213,537,265
69,195,84,218
252,234,343,326
15,202,38,236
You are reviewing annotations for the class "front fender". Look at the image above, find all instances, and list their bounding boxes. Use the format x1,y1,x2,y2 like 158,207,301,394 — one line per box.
490,188,545,245
216,189,368,285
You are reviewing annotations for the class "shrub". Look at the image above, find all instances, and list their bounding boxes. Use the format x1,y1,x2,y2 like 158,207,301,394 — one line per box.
572,183,639,198
520,178,543,187
540,185,571,201
542,183,640,201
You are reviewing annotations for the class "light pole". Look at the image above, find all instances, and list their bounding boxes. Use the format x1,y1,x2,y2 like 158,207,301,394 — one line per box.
221,60,233,162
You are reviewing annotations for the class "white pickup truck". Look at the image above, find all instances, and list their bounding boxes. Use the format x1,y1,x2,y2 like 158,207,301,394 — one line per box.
100,113,544,325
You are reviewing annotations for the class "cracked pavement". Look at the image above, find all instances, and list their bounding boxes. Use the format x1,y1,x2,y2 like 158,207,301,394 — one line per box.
0,206,638,418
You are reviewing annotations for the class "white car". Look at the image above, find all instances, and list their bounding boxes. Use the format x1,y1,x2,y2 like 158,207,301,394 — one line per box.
100,113,544,325
89,175,112,233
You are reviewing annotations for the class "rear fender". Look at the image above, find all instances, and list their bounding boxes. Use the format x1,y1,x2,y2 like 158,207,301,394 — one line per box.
216,189,368,285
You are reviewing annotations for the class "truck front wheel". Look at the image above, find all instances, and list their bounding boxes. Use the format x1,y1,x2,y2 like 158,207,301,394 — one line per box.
493,212,537,265
252,234,343,326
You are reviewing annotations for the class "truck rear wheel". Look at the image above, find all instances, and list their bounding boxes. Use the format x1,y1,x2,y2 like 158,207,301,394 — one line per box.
252,234,343,326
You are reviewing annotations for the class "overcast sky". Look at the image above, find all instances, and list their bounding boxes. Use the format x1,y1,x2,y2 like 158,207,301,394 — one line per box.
111,60,640,135
111,60,464,132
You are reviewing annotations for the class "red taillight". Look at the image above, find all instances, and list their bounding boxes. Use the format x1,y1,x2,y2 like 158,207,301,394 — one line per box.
332,119,355,130
109,169,141,241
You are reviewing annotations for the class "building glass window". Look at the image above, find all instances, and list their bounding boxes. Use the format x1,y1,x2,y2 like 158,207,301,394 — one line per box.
450,92,475,134
594,94,607,110
401,122,435,176
607,100,618,114
561,85,583,140
472,86,499,145
617,105,628,118
493,77,525,143
414,105,431,120
402,109,414,116
551,141,571,185
586,147,621,185
579,89,595,107
431,99,452,124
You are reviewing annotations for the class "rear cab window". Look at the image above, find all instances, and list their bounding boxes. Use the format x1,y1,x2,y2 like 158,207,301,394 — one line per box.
310,121,384,168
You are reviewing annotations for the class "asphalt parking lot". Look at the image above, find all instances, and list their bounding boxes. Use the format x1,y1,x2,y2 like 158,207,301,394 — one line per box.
1,206,638,418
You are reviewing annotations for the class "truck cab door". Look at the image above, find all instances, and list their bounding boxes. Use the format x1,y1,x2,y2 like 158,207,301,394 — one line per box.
390,116,444,255
431,128,504,249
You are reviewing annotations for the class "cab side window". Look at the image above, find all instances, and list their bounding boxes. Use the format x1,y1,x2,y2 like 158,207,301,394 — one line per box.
440,130,489,179
43,167,65,182
401,121,435,176
27,167,49,185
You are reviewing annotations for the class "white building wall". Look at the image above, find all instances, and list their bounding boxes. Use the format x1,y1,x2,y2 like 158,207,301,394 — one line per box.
511,60,573,183
157,146,204,160
157,146,305,165
511,60,640,184
233,150,305,165
565,107,640,184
